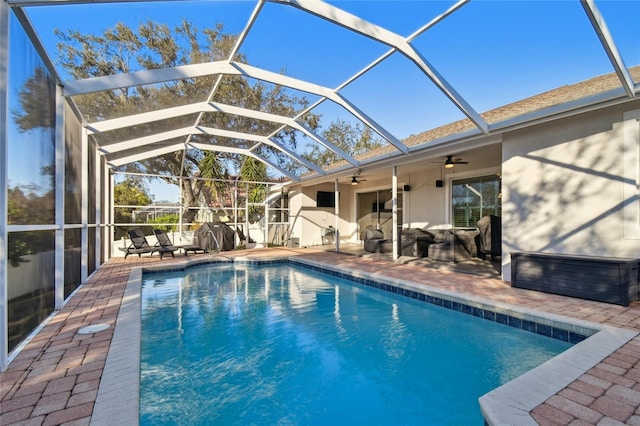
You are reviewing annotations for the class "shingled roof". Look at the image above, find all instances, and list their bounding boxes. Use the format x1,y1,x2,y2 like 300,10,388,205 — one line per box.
406,65,640,148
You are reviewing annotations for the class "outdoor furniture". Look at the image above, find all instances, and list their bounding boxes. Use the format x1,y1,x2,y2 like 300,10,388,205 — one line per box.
363,228,388,253
153,229,202,256
511,252,640,306
119,228,176,259
398,228,434,257
236,226,254,245
476,215,501,260
195,222,235,252
428,229,479,263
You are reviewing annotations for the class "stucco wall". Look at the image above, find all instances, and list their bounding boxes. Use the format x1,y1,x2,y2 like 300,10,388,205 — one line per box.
289,183,353,247
502,101,640,280
396,168,446,230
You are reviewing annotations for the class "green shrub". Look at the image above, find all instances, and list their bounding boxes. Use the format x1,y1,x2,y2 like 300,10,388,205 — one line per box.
147,214,179,232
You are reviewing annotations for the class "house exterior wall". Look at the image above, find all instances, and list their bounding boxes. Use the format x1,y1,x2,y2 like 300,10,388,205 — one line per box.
502,100,640,281
401,167,446,230
289,183,354,247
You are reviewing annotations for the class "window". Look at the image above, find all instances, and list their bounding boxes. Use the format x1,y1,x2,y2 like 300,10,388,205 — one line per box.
451,175,501,227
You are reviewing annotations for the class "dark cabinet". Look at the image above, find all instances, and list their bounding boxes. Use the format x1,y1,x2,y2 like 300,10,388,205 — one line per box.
511,252,639,306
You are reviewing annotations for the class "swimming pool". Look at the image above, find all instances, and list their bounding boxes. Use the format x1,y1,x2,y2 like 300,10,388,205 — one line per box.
139,261,576,425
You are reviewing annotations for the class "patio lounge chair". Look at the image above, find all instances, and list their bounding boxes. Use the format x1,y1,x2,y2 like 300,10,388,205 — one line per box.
153,229,202,256
119,228,175,259
236,225,254,245
363,228,388,253
476,215,501,260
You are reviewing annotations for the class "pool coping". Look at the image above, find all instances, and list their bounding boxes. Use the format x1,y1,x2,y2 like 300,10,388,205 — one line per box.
91,255,638,426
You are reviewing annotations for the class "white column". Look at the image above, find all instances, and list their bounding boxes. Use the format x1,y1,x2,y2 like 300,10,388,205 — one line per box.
392,166,398,260
177,178,182,234
334,179,340,252
107,169,113,259
0,0,10,372
80,124,88,282
264,200,269,249
54,86,65,309
245,182,249,246
94,135,101,270
233,184,238,246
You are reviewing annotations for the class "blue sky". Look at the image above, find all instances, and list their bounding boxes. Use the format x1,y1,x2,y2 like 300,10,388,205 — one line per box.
26,0,640,138
18,0,640,201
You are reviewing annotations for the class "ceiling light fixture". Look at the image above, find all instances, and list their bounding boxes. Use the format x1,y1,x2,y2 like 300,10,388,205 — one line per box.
444,155,455,169
351,176,358,185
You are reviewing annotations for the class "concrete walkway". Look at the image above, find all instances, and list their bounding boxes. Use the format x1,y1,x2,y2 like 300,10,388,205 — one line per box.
2,248,640,425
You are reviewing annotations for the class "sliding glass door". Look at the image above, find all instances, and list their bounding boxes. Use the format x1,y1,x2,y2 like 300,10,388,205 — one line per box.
357,189,403,239
451,174,501,227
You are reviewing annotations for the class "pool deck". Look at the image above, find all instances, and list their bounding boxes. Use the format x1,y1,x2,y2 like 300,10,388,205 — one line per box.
3,247,640,425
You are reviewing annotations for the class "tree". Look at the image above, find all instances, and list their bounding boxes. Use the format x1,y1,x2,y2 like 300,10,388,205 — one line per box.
240,157,268,222
12,67,56,132
55,19,320,224
114,178,152,208
113,179,152,239
304,119,385,166
7,187,55,265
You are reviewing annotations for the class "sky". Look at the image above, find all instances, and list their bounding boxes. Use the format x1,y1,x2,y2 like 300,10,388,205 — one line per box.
24,0,640,137
14,0,640,201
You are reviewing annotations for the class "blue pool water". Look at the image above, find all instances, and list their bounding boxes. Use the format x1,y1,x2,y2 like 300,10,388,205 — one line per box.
140,262,573,425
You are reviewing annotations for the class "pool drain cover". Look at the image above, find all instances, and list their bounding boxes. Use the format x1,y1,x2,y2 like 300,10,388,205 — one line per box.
77,323,111,335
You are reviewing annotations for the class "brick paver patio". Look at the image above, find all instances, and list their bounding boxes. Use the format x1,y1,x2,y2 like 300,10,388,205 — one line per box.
2,247,640,425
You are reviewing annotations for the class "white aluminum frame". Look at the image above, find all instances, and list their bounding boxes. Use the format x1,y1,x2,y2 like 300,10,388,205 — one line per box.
0,0,10,372
3,0,633,188
55,85,65,309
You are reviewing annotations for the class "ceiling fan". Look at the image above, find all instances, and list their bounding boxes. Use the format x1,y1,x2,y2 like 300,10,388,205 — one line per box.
435,155,469,169
349,171,367,185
